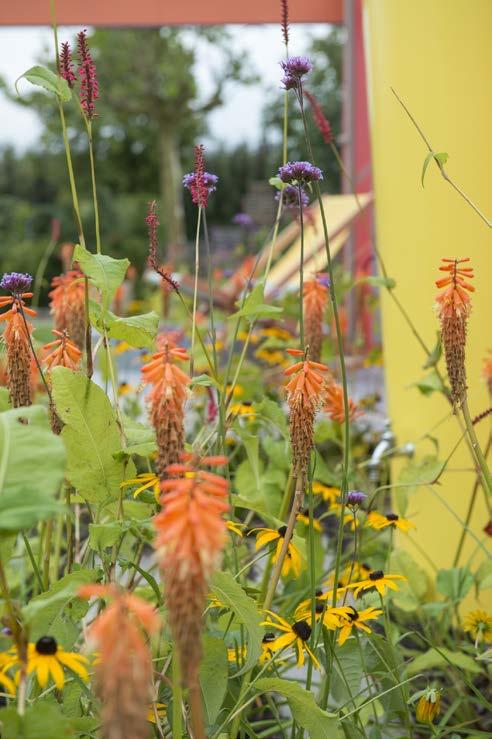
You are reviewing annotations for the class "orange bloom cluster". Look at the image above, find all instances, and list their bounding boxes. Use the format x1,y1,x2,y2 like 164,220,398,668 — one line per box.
303,278,328,362
141,342,190,477
49,270,86,349
43,330,82,434
154,454,228,686
79,584,160,739
435,258,474,407
0,293,36,408
324,382,360,424
284,348,330,476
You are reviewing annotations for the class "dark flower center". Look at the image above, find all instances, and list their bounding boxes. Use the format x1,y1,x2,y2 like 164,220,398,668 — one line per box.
292,620,312,641
242,401,252,407
369,570,384,581
315,600,325,614
346,607,359,622
385,513,399,522
361,563,371,572
315,589,323,597
277,525,287,537
262,632,276,644
35,636,58,655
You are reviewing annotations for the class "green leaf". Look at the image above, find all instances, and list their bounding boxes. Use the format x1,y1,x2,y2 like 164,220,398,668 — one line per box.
423,332,442,369
0,405,65,532
16,65,72,102
229,281,282,323
88,522,123,550
436,567,474,602
189,373,221,390
200,635,228,725
397,456,444,500
23,569,99,642
407,646,481,676
269,176,284,190
90,302,159,349
331,640,363,704
51,367,134,503
422,151,449,187
210,571,263,675
0,387,10,411
475,559,492,591
255,678,338,739
412,370,445,396
390,550,429,611
356,275,396,290
235,429,261,493
73,244,129,311
122,418,157,457
253,396,288,438
0,703,74,739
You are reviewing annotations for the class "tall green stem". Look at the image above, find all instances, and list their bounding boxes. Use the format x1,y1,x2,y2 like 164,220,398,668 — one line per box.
85,120,102,254
461,399,492,496
190,206,203,376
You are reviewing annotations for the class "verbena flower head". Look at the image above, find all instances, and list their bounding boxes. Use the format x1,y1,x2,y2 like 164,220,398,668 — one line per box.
232,212,254,227
280,56,313,87
59,41,76,88
77,30,98,119
346,490,367,507
0,272,33,296
276,184,310,211
278,161,323,185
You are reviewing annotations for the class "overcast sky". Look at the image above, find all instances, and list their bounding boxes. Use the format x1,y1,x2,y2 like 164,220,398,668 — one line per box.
0,24,326,151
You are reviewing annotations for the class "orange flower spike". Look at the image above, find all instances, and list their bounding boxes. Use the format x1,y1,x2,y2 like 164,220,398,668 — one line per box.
303,277,328,361
0,294,36,408
49,271,86,349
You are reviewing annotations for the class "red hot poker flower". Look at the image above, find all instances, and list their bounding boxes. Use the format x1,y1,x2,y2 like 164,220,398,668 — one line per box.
0,293,36,408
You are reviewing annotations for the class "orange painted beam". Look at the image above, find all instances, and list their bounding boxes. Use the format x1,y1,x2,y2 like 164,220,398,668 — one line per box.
0,0,343,26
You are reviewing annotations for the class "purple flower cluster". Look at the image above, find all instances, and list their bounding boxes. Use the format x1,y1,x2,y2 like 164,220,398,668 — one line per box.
182,172,219,196
232,213,254,228
276,184,309,211
0,272,33,295
346,490,367,508
280,56,313,89
278,161,323,185
316,273,331,289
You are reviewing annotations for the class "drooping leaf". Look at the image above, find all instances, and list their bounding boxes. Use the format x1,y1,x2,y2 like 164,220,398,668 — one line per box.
422,332,442,369
0,405,65,533
407,646,481,676
16,65,72,102
73,244,129,311
90,302,159,349
475,559,492,591
255,678,339,739
200,635,228,725
436,567,474,603
51,367,134,503
210,570,263,676
421,151,449,187
390,550,429,611
331,639,363,704
412,370,445,396
229,281,282,323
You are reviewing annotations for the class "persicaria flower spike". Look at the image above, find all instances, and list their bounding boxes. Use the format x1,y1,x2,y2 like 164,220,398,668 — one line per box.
154,454,229,687
141,341,191,478
435,257,474,407
79,585,160,739
77,30,98,119
59,42,76,88
280,0,289,46
303,278,329,362
183,144,218,208
303,89,334,144
278,161,323,185
284,349,330,477
49,271,86,349
0,283,36,408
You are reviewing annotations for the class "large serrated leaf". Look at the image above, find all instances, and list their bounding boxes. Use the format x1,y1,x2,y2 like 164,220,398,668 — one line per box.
255,678,339,739
200,635,228,725
16,65,72,102
0,405,65,533
73,244,129,311
51,367,134,503
90,302,159,349
210,570,263,675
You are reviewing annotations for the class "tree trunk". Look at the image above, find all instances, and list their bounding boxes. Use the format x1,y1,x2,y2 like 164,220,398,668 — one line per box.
158,126,186,265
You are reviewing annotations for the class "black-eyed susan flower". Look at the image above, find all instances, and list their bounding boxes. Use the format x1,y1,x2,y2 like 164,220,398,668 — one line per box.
0,668,15,696
351,570,407,598
415,688,441,723
260,633,276,664
325,562,373,590
261,611,320,668
295,595,351,631
147,703,167,724
227,645,247,664
336,606,383,645
463,610,492,643
367,511,415,533
251,526,303,577
296,509,322,532
25,637,89,689
226,520,246,537
230,401,256,421
120,473,160,501
312,482,340,505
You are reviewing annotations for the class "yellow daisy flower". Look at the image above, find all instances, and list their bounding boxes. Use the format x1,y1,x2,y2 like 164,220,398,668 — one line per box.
295,594,352,631
312,482,340,504
259,327,292,341
296,509,322,532
118,381,135,396
251,526,303,577
261,611,320,669
227,645,247,664
120,473,160,501
351,570,407,598
367,511,415,533
463,610,492,642
416,689,441,723
226,383,245,398
0,669,15,696
114,341,133,355
230,401,256,420
147,703,167,724
25,637,89,689
226,520,246,537
336,606,383,645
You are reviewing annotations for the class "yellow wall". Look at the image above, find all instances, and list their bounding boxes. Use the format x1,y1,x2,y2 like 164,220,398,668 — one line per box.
363,0,491,604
